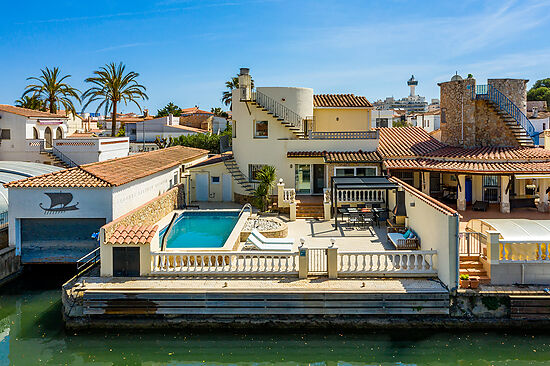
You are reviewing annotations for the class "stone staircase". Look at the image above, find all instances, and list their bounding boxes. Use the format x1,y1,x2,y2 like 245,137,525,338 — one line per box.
475,84,536,148
459,255,490,284
296,201,324,219
250,91,306,139
485,100,534,147
221,152,255,195
39,151,70,168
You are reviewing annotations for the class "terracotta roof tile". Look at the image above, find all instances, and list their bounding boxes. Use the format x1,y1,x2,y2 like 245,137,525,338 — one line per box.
377,127,445,158
108,224,158,245
287,151,381,163
313,94,372,108
424,146,550,160
0,104,68,118
385,158,550,174
5,146,208,188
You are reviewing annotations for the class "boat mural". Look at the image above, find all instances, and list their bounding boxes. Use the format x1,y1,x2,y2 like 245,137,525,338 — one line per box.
39,193,79,214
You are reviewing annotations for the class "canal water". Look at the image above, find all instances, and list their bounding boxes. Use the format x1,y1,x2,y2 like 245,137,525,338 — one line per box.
1,269,550,365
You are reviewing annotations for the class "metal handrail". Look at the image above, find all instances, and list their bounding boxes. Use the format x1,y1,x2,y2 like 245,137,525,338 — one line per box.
251,90,303,129
76,247,100,273
474,84,537,143
51,146,80,168
239,203,252,217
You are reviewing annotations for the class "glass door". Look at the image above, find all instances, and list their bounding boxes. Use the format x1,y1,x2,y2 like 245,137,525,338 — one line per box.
313,164,325,194
295,164,311,194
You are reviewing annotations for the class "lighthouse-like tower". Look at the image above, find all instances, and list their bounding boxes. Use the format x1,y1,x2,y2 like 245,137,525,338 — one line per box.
407,75,418,97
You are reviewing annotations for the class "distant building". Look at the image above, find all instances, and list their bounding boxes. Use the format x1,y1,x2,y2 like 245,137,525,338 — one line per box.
373,75,429,113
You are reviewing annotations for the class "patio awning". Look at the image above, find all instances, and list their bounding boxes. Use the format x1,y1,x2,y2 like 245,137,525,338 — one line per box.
477,219,550,243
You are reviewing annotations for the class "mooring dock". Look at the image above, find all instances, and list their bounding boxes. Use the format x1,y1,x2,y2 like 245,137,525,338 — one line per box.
63,276,450,328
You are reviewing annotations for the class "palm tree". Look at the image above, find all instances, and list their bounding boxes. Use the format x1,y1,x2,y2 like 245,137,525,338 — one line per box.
254,165,277,211
15,95,45,111
221,75,254,108
22,67,80,114
82,62,148,136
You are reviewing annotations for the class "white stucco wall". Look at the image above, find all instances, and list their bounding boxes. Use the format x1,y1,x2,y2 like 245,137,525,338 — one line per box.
111,166,181,219
53,137,129,165
7,187,113,254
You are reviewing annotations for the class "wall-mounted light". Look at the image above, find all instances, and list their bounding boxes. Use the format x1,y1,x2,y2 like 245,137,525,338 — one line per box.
336,117,339,121
410,201,415,207
290,164,293,168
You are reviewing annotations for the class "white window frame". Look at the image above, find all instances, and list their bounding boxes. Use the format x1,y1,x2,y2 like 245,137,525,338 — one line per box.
334,166,378,177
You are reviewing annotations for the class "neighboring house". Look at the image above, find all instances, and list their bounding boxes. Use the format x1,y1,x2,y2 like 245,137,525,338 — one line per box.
407,110,440,133
371,109,394,128
5,146,209,264
0,104,129,167
125,116,208,143
527,109,550,144
372,75,429,113
180,107,228,134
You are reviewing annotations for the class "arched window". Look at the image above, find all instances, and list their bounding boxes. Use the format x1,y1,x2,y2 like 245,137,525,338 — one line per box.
33,127,39,139
44,127,52,148
55,127,63,140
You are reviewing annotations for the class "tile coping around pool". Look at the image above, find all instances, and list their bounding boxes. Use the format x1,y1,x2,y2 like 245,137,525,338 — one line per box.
154,209,251,252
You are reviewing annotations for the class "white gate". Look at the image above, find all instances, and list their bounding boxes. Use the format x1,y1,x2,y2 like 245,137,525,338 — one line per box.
196,174,209,201
308,248,328,275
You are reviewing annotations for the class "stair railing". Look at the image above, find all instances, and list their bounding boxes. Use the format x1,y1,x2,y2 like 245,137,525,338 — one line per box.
51,146,80,168
474,84,537,144
251,90,304,130
219,137,256,193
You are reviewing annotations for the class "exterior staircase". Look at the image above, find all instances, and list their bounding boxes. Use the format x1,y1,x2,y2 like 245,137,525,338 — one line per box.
474,84,537,147
40,150,70,168
459,255,490,284
220,151,255,195
249,91,306,139
296,201,324,219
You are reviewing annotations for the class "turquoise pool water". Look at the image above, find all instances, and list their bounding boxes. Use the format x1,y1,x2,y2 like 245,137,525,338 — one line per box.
160,211,240,249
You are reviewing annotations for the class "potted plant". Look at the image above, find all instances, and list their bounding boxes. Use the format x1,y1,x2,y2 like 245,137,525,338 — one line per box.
469,276,480,289
460,274,470,289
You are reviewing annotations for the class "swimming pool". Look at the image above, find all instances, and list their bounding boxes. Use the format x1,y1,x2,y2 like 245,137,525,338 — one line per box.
160,211,240,249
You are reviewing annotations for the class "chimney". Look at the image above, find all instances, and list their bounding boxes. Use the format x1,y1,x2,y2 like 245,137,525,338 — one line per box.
238,67,252,102
533,107,538,118
392,190,407,225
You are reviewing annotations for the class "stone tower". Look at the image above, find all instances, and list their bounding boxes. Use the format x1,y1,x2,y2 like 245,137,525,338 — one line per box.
439,76,529,148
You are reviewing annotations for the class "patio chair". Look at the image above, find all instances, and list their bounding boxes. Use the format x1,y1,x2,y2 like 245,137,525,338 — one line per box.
374,209,389,227
339,204,351,222
348,212,361,227
472,201,489,212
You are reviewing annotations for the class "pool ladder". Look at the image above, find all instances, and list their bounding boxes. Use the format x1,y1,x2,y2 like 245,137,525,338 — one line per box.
239,203,252,217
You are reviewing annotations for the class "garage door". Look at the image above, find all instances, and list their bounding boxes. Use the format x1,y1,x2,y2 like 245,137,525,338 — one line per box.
20,218,106,264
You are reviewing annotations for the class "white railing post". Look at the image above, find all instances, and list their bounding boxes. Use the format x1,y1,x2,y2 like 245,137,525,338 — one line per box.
277,179,285,208
486,230,501,266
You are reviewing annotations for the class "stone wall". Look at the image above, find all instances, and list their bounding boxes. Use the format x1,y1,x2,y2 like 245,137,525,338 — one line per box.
440,78,527,148
439,78,476,147
103,184,185,241
0,247,20,283
488,79,528,115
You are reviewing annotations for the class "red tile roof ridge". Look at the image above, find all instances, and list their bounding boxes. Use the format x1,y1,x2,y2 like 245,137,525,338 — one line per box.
0,104,68,118
389,176,460,217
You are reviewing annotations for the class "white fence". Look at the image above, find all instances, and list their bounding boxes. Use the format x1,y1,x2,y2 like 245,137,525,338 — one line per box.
338,250,437,276
324,188,386,204
499,242,550,263
151,251,299,275
283,188,296,203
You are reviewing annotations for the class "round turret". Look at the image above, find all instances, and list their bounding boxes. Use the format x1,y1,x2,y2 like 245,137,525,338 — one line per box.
407,75,418,86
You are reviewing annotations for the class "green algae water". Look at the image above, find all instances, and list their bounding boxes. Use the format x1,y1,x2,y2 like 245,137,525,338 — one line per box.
1,270,550,365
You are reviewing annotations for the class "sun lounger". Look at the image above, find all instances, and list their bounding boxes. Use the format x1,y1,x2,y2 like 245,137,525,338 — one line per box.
244,229,294,251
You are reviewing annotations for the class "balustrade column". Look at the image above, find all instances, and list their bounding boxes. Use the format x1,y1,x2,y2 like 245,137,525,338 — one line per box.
538,178,549,213
457,175,466,211
500,175,511,214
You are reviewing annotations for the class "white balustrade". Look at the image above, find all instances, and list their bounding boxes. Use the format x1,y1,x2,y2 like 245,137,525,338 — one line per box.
283,188,296,204
151,251,299,275
499,242,550,263
337,250,437,276
336,189,385,204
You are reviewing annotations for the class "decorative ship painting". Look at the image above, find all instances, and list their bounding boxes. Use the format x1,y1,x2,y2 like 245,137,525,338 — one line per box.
39,193,79,214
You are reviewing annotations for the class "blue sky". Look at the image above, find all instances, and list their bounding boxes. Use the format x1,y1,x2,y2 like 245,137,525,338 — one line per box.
1,0,550,114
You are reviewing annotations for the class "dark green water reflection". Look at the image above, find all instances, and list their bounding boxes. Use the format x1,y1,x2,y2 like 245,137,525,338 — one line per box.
0,269,549,365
